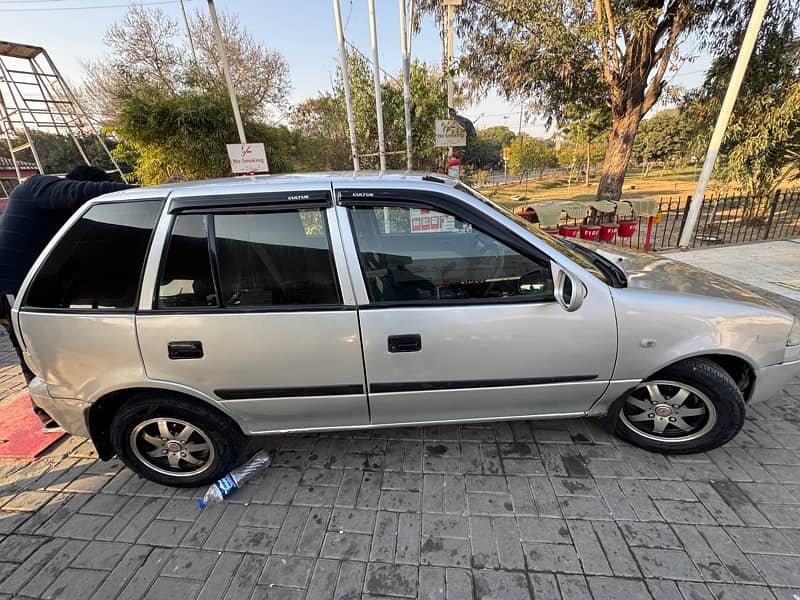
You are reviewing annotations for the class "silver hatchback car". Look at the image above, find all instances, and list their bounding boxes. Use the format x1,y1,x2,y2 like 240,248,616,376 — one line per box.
11,173,800,486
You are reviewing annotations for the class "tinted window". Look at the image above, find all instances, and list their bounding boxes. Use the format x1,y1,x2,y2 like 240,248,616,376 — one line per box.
25,201,161,310
214,209,340,307
158,215,216,308
350,205,553,303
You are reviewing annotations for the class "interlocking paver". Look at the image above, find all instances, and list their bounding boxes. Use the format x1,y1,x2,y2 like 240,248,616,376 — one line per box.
472,570,529,600
364,563,417,598
4,292,800,600
522,541,582,574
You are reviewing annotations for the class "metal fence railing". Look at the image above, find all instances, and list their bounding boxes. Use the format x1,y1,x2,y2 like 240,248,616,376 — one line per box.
532,188,800,252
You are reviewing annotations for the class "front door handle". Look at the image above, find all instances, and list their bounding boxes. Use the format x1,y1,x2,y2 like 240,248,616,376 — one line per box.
168,340,204,360
388,334,421,353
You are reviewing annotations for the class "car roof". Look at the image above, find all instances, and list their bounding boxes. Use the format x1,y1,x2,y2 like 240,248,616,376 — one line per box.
100,171,460,203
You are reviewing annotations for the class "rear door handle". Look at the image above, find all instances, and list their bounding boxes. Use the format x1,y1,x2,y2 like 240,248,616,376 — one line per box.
168,341,204,360
388,334,421,353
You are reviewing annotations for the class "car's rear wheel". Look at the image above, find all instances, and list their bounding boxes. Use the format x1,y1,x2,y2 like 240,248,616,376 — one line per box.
611,358,745,454
110,393,244,487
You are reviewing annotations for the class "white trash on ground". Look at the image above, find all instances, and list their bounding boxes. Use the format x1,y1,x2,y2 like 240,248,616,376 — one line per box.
198,450,271,508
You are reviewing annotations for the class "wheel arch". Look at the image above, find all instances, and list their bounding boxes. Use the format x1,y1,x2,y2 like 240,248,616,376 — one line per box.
86,386,244,460
645,352,756,402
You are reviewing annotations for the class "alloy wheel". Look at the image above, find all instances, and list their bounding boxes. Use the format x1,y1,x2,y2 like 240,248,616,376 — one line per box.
619,380,717,443
130,417,216,477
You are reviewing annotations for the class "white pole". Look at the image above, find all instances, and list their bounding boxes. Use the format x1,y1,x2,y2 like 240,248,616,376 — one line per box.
368,0,386,172
367,0,387,172
179,0,199,67
444,1,457,160
446,3,454,108
399,0,413,171
207,0,252,156
678,0,769,247
332,0,360,171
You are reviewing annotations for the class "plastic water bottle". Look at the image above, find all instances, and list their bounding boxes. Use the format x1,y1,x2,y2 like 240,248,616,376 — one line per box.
198,450,271,508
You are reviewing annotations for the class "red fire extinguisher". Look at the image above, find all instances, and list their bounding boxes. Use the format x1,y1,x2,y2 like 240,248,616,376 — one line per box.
446,156,461,179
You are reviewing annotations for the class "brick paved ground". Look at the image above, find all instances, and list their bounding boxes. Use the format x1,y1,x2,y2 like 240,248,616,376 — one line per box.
2,263,800,598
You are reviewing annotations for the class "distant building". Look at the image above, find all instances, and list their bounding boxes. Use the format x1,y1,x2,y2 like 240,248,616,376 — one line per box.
0,157,39,214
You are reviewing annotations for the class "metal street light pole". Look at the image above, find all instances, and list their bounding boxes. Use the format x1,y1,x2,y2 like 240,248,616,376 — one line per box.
332,0,360,171
399,0,413,171
206,0,250,153
367,0,387,172
678,0,769,247
179,0,198,67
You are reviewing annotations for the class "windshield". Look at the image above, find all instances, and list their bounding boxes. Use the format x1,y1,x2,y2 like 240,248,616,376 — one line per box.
455,182,615,285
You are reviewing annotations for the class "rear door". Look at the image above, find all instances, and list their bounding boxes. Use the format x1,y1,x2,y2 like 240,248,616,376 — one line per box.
335,185,617,426
136,189,369,434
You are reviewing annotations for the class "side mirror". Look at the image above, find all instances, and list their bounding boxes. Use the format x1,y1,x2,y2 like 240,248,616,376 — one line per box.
551,262,585,312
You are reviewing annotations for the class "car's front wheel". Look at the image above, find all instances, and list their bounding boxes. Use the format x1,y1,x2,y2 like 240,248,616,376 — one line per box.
611,358,746,454
110,393,245,487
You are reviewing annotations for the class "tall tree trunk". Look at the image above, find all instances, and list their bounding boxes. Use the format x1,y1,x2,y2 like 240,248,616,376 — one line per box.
597,111,641,201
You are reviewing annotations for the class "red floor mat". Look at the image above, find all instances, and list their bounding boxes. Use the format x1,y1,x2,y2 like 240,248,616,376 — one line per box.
0,392,65,459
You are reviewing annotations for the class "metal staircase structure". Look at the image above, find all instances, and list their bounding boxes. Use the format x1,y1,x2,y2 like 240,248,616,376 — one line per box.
0,40,126,182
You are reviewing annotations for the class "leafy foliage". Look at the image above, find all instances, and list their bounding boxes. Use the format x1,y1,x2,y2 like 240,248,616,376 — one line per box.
416,0,798,201
684,21,800,196
114,84,304,184
632,109,693,165
82,5,290,124
506,137,558,177
0,131,131,175
291,53,448,171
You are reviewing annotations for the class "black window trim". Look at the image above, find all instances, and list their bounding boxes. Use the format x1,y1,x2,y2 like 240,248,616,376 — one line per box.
21,199,165,315
340,189,557,308
169,190,332,214
149,202,346,313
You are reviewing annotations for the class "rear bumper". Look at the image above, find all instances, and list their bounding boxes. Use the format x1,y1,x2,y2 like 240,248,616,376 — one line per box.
28,377,91,437
750,360,800,404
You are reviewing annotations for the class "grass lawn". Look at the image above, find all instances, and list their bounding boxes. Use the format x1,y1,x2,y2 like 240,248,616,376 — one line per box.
478,166,720,208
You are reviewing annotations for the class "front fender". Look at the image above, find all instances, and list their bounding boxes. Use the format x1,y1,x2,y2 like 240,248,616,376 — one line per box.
610,288,791,381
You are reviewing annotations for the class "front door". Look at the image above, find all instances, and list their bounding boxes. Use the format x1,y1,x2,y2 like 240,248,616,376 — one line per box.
136,192,369,434
337,190,617,426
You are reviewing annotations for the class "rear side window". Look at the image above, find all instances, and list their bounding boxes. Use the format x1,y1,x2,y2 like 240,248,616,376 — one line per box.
157,215,217,308
25,201,162,310
214,209,340,307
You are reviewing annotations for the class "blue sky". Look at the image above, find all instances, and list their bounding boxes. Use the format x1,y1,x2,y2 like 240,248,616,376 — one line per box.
0,0,711,137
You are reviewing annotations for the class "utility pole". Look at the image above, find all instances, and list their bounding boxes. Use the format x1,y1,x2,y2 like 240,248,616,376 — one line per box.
332,0,360,170
367,0,387,172
179,0,198,68
443,0,461,160
678,0,769,247
207,0,254,164
399,0,413,171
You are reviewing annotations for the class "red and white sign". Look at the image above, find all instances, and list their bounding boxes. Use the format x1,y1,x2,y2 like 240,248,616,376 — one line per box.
226,143,269,174
409,208,458,233
434,119,466,147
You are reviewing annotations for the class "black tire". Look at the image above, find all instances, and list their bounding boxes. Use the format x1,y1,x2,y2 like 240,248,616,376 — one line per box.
110,392,245,487
608,358,746,454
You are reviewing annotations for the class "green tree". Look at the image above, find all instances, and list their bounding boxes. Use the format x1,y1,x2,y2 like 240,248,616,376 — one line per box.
479,126,517,148
417,0,798,202
292,54,448,171
560,108,611,186
633,108,693,173
82,5,290,124
506,137,558,178
462,126,518,170
114,84,304,184
0,131,131,175
684,22,800,197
